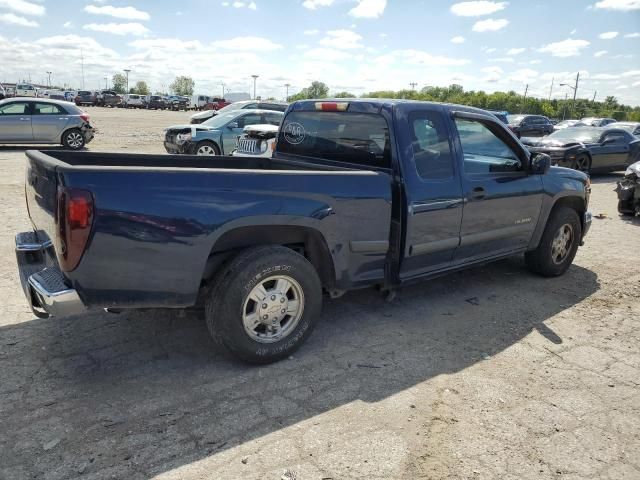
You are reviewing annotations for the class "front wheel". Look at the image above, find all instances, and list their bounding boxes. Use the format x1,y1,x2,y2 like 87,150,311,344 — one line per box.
62,128,85,150
525,207,581,277
573,154,591,174
205,246,322,364
193,140,220,155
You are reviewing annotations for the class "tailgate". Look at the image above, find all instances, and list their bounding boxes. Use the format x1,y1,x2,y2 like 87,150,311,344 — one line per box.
25,151,59,249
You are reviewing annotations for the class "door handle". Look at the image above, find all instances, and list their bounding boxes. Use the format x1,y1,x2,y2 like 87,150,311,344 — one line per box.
58,118,69,121
19,117,30,121
471,187,486,199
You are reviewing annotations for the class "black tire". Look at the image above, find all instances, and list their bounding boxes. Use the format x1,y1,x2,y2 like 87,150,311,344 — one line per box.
525,207,581,277
205,246,322,364
572,154,591,174
62,128,85,150
192,140,220,156
618,200,635,216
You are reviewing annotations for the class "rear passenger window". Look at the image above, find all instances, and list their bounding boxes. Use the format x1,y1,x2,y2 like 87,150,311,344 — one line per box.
409,111,454,180
455,118,523,174
34,103,65,114
278,111,390,169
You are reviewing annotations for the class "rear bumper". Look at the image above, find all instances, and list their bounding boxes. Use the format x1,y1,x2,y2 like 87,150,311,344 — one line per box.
15,232,85,318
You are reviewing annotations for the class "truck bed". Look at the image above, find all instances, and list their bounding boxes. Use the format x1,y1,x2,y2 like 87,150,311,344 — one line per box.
23,150,393,310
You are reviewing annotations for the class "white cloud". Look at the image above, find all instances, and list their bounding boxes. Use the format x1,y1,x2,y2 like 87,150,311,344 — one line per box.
507,47,525,55
508,68,538,83
593,0,640,10
320,29,363,49
83,22,149,36
228,1,257,8
0,13,38,27
570,28,577,34
249,2,257,9
304,29,319,35
594,50,607,57
129,38,204,50
392,49,470,66
482,65,503,82
529,59,541,64
304,48,353,61
63,21,72,28
538,38,590,57
451,36,465,43
599,31,619,39
624,32,640,37
592,73,618,79
211,36,282,51
450,1,508,16
616,84,629,89
489,57,515,63
472,18,508,32
302,0,334,9
349,0,386,18
621,70,640,76
84,4,150,21
0,0,45,16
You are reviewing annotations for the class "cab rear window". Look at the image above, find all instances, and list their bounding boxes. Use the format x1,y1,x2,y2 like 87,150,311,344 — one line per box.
278,111,390,169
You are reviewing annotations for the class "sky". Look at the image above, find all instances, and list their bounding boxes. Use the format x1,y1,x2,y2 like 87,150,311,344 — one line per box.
0,0,639,105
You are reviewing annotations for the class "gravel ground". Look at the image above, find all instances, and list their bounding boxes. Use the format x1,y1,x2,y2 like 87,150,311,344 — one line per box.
0,107,639,480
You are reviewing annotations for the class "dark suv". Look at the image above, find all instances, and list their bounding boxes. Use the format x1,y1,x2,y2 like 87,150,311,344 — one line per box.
75,90,98,106
97,90,122,107
145,95,166,110
507,115,554,138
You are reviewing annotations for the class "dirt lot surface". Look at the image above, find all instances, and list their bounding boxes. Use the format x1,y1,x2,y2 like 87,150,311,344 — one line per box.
1,107,639,480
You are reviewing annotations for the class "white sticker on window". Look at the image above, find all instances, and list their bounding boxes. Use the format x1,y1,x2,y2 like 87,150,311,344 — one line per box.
283,122,305,145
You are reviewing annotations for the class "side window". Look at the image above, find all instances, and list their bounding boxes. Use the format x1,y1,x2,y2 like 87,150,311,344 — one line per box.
409,111,454,180
237,113,262,128
264,113,282,126
603,133,626,144
0,102,29,115
243,103,258,109
454,118,523,174
33,103,64,115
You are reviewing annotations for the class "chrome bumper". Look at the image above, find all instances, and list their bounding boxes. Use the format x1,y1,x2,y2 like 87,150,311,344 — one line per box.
15,232,85,318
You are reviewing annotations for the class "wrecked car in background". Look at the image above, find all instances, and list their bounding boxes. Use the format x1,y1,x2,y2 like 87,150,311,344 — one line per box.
617,161,640,216
231,124,279,158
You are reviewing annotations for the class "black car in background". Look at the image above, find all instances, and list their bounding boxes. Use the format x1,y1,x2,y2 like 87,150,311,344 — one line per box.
522,127,640,174
487,110,508,123
97,90,122,107
145,95,165,109
507,114,554,138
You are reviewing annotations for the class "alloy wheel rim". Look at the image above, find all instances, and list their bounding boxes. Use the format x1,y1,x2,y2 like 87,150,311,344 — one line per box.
551,223,573,264
242,275,305,344
197,145,215,155
67,132,83,148
577,156,589,172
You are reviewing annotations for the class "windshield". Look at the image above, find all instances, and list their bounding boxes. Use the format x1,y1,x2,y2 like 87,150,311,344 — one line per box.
202,110,244,128
507,114,525,125
547,127,601,143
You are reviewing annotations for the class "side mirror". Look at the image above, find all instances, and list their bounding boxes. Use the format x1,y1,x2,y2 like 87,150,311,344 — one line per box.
227,122,239,129
530,152,551,174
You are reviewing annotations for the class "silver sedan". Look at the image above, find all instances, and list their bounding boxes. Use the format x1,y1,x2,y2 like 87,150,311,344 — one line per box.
0,98,94,149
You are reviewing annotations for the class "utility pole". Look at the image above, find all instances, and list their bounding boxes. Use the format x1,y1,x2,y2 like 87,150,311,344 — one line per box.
46,71,52,88
592,90,597,103
521,84,529,113
284,83,290,101
571,72,579,117
548,76,554,101
251,74,259,100
104,77,108,89
124,69,131,93
562,93,568,120
221,83,226,98
409,82,417,90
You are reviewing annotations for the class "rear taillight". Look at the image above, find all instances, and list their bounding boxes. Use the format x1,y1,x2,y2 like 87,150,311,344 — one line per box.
80,113,90,123
57,187,94,271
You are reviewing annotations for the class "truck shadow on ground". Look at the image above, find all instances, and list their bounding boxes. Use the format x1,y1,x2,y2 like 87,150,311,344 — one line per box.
0,257,599,478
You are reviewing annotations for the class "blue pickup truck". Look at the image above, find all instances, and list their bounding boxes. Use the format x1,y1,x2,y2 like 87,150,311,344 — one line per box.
16,99,592,363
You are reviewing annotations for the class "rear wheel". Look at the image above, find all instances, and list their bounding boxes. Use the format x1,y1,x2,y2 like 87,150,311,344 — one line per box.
205,246,322,363
526,207,581,277
62,128,85,150
194,141,220,156
618,200,635,216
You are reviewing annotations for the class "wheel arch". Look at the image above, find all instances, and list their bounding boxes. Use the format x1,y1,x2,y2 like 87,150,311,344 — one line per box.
202,225,336,290
193,138,221,155
60,126,82,146
529,193,587,250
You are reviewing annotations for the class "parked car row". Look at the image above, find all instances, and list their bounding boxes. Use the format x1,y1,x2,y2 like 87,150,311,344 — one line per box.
74,91,191,110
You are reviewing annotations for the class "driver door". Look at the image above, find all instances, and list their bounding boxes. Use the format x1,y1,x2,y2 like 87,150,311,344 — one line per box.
0,101,33,142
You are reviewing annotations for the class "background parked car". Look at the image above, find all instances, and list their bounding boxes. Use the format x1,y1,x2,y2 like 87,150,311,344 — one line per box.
487,110,508,123
145,95,165,110
576,117,617,127
606,122,640,136
165,109,283,155
231,124,279,158
166,95,188,111
506,114,554,137
189,94,209,110
204,97,230,111
553,119,580,131
97,90,122,107
0,98,94,149
522,127,640,174
123,94,146,108
15,84,37,97
0,84,5,100
190,100,288,124
75,91,98,106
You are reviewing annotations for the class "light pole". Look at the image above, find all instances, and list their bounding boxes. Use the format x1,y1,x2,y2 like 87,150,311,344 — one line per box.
251,74,259,100
124,69,131,93
46,71,52,88
409,82,417,90
221,83,226,98
284,83,290,101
